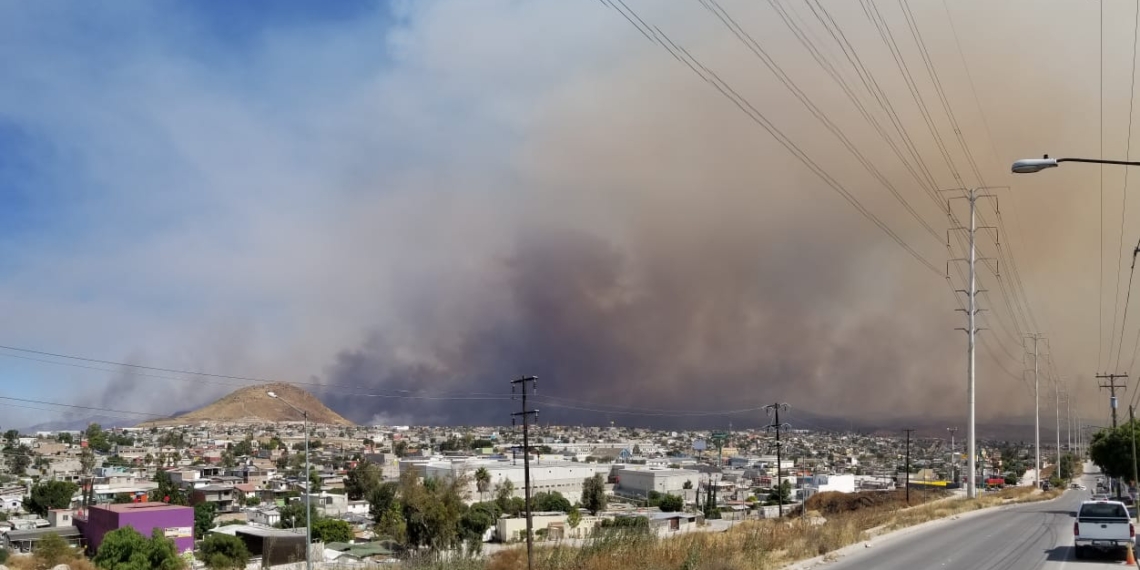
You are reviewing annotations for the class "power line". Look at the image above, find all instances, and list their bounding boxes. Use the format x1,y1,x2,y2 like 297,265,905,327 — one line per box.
1115,243,1140,373
1110,0,1140,370
0,344,795,419
1100,0,1106,372
595,0,943,276
698,0,943,242
0,395,164,417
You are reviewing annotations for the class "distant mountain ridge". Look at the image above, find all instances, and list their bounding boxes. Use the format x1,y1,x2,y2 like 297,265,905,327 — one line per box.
136,382,354,427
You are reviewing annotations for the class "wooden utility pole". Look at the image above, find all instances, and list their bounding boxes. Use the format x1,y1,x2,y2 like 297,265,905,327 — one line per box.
511,375,539,570
764,403,790,517
903,429,915,504
1131,405,1139,523
1097,373,1128,428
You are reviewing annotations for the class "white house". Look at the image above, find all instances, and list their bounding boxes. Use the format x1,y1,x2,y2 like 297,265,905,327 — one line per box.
299,492,349,516
247,507,281,527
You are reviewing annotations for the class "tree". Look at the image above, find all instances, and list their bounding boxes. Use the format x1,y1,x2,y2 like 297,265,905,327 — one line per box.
683,480,694,490
766,481,792,506
458,503,495,554
532,491,572,513
3,429,18,444
400,472,467,551
197,533,249,570
392,440,409,458
312,518,354,543
474,467,492,503
7,446,31,476
1059,452,1080,480
57,432,74,445
85,423,112,454
93,527,184,570
345,459,382,500
1089,422,1140,481
231,437,254,458
80,446,97,509
194,502,217,539
114,493,134,504
567,506,582,531
34,531,79,569
367,480,405,543
657,493,684,512
153,470,187,505
276,501,317,530
24,480,78,516
494,479,516,515
582,474,608,515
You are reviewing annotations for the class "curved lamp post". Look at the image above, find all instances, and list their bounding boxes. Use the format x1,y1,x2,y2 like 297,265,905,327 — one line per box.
268,391,311,570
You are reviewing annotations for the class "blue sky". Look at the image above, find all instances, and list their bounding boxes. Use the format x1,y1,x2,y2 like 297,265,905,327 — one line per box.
0,0,631,427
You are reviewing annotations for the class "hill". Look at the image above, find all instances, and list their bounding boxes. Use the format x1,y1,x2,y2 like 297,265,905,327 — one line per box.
137,382,353,427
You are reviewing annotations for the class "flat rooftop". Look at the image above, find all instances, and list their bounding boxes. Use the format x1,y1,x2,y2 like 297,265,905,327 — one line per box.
97,502,193,513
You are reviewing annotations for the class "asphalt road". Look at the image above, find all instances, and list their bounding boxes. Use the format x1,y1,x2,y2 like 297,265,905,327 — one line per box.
819,467,1133,570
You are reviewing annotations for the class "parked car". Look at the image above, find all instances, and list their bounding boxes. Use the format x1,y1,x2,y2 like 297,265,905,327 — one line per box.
1074,499,1135,559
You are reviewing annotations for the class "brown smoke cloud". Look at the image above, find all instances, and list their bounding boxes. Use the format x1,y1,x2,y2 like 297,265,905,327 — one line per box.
322,0,1108,429
4,0,1131,432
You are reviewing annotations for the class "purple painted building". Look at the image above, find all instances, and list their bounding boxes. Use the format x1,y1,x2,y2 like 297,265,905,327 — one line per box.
77,502,195,554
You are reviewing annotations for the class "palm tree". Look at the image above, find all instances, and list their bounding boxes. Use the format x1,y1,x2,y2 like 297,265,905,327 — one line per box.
475,467,491,503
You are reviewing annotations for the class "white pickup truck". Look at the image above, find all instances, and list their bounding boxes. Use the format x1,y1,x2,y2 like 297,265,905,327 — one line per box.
1074,499,1135,559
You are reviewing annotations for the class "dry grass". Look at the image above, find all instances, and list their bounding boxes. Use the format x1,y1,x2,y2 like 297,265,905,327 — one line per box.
4,552,99,570
382,486,1066,570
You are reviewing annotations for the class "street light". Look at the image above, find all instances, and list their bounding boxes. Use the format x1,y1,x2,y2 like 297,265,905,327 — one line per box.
268,391,311,570
1011,154,1140,174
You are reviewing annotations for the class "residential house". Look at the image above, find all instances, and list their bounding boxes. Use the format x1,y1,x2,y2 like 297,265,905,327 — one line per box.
247,506,281,527
191,485,238,513
227,464,269,487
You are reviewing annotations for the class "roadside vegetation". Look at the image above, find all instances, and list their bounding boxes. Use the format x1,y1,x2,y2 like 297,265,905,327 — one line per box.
381,486,1064,570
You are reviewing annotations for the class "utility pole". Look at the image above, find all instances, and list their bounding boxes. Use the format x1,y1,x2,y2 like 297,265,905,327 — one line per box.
1131,406,1138,523
764,403,791,517
511,375,539,570
1097,373,1127,497
1054,375,1062,479
947,427,958,485
903,429,914,504
1097,373,1127,428
1025,333,1044,488
1066,392,1072,456
947,187,996,499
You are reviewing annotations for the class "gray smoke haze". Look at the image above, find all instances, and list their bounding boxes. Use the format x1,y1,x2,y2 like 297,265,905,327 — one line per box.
0,0,1130,430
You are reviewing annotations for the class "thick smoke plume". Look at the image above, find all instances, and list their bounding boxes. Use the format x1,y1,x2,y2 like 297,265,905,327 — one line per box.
3,1,1127,430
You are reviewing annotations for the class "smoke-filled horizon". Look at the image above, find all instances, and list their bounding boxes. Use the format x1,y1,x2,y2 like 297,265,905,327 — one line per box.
0,0,1133,430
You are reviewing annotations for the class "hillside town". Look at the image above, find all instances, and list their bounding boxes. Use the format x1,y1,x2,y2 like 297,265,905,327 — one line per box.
0,389,1063,568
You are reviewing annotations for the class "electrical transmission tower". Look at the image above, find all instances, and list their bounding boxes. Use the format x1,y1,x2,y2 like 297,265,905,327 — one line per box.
1025,333,1044,488
764,403,791,517
511,375,539,570
945,187,998,499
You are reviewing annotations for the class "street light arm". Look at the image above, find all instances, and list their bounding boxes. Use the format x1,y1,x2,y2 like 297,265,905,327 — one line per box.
267,391,308,420
1012,155,1140,173
1057,157,1140,167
